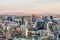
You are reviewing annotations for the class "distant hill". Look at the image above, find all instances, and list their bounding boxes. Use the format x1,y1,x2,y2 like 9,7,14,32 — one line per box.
0,12,60,18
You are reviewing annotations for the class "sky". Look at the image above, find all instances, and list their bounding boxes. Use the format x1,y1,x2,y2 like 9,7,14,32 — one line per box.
0,0,60,14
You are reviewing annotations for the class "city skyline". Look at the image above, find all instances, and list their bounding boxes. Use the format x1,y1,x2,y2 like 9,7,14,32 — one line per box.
0,0,60,14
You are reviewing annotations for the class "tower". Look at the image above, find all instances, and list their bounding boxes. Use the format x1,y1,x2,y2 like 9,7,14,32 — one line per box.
32,14,36,23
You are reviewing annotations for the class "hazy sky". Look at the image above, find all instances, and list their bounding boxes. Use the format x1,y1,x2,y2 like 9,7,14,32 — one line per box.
0,0,60,14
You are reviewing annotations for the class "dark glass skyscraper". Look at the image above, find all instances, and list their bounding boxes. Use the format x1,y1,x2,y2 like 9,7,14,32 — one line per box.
36,21,45,30
22,16,25,25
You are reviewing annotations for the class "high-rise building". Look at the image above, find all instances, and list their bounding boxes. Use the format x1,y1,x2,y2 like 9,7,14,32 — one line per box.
7,16,13,21
22,26,28,37
46,22,51,35
43,16,48,23
21,16,25,25
50,16,53,20
32,14,37,23
36,21,45,30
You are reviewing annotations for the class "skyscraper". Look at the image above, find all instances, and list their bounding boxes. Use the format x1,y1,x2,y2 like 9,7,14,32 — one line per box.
32,14,36,24
21,16,25,25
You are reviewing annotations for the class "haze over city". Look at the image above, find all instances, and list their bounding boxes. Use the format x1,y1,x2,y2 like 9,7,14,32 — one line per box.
1,0,60,40
0,0,60,14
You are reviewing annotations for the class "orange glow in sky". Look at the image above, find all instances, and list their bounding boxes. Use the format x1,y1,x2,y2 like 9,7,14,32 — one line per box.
0,0,60,14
